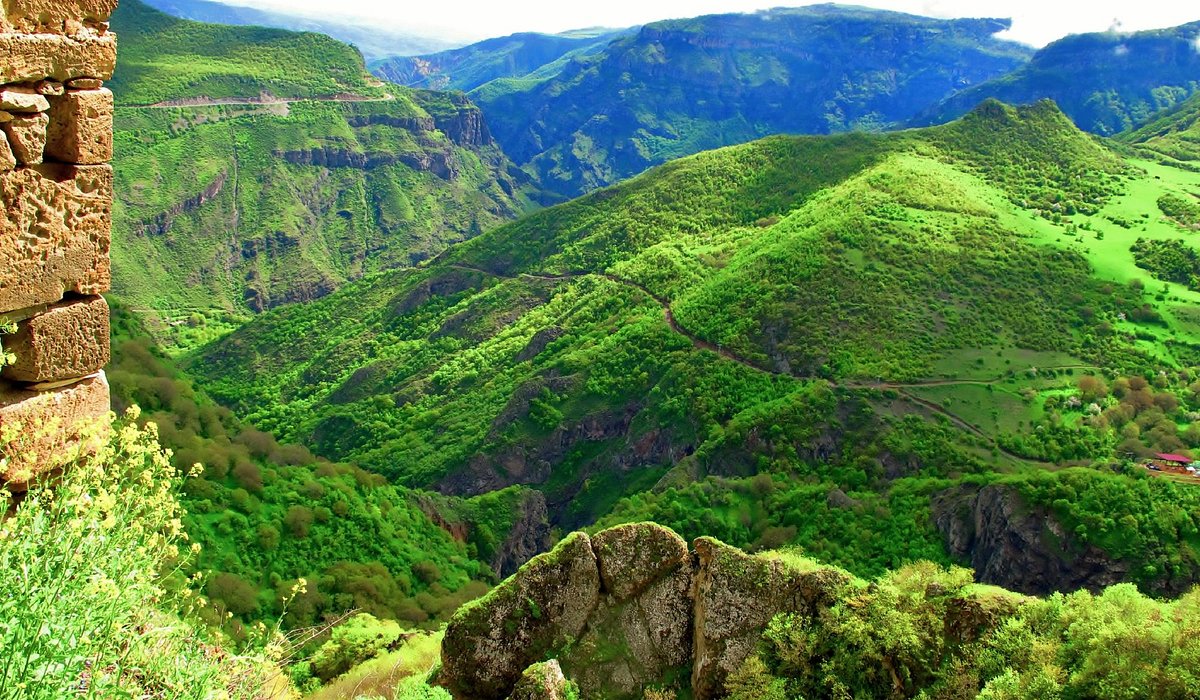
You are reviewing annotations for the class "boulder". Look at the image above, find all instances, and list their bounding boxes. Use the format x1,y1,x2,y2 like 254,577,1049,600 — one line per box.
690,538,850,699
0,372,110,486
507,660,574,700
0,32,116,84
440,532,601,700
3,111,49,164
46,87,112,164
592,522,691,600
2,295,110,383
0,163,111,310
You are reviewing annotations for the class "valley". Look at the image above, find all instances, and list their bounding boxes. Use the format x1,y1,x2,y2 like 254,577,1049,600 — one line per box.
6,0,1200,697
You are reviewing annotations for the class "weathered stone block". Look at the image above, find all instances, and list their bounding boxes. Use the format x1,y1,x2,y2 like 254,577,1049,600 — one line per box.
35,80,64,96
65,78,102,90
45,87,111,164
0,163,112,310
3,111,48,164
0,130,14,170
1,0,118,34
0,87,50,112
0,371,110,485
2,296,109,383
0,31,116,84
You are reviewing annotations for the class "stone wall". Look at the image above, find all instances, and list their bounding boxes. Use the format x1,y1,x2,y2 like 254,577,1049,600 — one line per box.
0,0,117,485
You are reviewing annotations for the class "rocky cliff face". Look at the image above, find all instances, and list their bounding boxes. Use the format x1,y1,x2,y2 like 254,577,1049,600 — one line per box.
437,523,851,700
930,483,1135,596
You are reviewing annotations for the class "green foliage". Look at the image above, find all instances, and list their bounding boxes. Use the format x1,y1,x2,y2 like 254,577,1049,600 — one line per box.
309,613,404,682
0,414,286,699
745,562,1200,699
921,22,1200,135
108,309,495,631
1131,238,1200,289
0,322,15,368
1158,193,1200,230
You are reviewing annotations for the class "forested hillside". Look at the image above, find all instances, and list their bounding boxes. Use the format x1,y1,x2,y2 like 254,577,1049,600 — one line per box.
109,1,538,345
468,5,1032,197
189,100,1200,595
918,21,1200,134
370,29,631,91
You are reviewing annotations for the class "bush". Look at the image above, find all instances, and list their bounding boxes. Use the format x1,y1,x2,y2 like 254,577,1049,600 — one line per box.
0,409,286,699
310,613,405,682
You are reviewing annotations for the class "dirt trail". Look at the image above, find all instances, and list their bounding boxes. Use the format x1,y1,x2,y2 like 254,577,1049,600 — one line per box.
128,92,396,109
450,263,1051,465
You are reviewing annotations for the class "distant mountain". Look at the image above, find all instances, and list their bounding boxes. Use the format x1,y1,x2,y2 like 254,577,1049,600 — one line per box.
139,0,458,60
467,4,1033,199
916,22,1200,134
370,28,634,91
109,0,537,337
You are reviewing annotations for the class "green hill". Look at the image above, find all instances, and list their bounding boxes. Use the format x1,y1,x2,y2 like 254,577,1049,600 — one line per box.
109,1,539,347
468,4,1032,198
110,0,387,106
370,29,631,92
187,101,1200,594
916,21,1200,134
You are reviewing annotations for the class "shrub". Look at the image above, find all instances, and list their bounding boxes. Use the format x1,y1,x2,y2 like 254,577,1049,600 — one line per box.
0,409,286,699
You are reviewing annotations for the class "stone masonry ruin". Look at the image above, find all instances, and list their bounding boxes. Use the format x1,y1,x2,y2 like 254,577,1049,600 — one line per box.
0,0,117,485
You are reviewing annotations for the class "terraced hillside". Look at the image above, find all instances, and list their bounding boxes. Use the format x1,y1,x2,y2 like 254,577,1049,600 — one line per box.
189,101,1200,594
109,1,538,346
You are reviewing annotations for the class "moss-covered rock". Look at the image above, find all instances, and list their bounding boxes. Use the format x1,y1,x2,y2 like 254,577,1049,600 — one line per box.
690,538,851,699
440,532,600,700
507,660,576,700
563,523,694,699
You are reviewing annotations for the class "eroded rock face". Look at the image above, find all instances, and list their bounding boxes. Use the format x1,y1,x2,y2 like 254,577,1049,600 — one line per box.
931,483,1138,595
439,524,854,700
45,87,112,164
690,538,849,699
1,0,118,34
3,111,48,164
0,163,111,311
0,372,110,485
565,524,694,699
507,660,573,700
440,532,601,700
0,32,117,84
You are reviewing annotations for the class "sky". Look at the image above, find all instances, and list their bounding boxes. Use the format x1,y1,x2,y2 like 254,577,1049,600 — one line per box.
216,0,1200,46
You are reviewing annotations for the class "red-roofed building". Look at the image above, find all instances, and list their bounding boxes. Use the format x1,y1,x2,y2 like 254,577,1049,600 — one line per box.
1155,453,1193,465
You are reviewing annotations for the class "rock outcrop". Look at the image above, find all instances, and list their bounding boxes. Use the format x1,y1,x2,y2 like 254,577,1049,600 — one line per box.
0,0,115,486
437,522,853,700
931,483,1136,595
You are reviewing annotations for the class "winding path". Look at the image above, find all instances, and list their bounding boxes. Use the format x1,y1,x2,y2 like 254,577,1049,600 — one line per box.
450,263,1055,465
